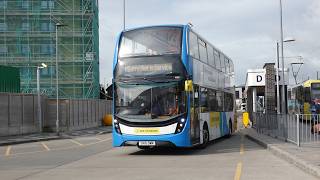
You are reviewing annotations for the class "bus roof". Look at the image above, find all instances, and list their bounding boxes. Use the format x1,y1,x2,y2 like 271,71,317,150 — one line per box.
122,24,186,33
303,80,320,87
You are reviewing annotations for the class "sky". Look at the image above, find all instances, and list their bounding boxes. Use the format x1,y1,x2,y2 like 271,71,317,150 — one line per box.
99,0,320,86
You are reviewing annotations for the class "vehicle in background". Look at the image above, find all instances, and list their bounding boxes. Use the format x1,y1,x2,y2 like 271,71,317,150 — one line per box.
112,24,236,149
289,80,320,121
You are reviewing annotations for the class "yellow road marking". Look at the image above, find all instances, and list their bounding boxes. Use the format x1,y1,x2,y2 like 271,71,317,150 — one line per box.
240,144,244,155
234,162,242,180
0,137,112,158
69,139,83,146
41,142,50,151
5,146,11,156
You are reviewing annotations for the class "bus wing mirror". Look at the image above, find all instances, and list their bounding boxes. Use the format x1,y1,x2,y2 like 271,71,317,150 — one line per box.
185,80,193,92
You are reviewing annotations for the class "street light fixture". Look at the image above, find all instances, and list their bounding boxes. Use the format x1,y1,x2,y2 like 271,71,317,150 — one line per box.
37,63,47,133
55,22,66,135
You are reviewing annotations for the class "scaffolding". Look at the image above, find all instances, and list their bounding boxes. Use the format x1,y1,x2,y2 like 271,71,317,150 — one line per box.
0,0,100,99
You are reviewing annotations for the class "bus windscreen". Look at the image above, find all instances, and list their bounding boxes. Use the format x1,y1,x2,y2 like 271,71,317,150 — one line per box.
115,82,186,122
118,27,182,58
311,83,320,100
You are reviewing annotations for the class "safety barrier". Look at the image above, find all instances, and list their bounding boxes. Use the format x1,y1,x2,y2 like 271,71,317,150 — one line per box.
253,113,320,146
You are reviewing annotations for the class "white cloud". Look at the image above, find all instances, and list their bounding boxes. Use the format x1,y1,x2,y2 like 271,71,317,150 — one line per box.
99,0,320,86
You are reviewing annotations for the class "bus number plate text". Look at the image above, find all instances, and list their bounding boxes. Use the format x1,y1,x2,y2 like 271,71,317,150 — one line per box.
138,141,156,146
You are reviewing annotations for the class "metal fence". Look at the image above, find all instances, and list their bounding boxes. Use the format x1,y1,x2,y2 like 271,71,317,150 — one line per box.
253,113,320,146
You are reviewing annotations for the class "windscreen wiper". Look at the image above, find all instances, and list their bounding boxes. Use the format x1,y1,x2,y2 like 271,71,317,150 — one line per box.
142,77,168,83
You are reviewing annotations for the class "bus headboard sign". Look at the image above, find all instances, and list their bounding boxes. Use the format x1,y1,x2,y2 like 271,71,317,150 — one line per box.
124,63,173,73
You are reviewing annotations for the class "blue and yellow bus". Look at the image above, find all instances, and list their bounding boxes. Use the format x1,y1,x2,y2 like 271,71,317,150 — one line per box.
112,24,236,149
289,80,320,115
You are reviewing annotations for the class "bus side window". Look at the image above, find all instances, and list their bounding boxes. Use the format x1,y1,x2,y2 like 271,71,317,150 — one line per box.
214,49,220,71
216,90,224,111
189,31,199,59
219,53,225,72
226,58,230,74
224,93,234,112
198,38,208,64
207,89,218,112
304,88,311,102
200,87,208,113
207,45,215,68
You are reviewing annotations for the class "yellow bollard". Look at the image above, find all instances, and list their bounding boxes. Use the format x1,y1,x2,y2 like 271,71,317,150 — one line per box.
242,112,250,128
103,114,113,126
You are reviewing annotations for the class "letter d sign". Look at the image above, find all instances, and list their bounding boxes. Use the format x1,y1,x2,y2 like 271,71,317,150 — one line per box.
257,75,263,82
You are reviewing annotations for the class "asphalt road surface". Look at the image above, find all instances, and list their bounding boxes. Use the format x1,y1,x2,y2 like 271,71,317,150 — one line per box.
0,132,317,180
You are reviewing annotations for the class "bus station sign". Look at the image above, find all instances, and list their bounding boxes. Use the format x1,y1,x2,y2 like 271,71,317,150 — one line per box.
246,68,289,87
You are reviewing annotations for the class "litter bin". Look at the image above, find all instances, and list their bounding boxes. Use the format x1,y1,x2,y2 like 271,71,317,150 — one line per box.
103,114,113,126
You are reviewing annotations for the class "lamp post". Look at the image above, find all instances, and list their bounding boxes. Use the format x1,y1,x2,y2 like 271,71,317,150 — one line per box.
279,0,297,114
37,63,47,133
123,0,126,30
55,23,65,135
276,38,295,114
276,42,280,114
279,0,285,114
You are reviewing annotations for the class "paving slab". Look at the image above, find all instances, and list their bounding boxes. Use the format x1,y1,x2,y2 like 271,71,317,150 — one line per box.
241,128,320,179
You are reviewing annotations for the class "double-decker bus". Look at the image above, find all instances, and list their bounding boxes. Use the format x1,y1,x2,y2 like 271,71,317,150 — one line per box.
289,80,320,116
112,24,236,149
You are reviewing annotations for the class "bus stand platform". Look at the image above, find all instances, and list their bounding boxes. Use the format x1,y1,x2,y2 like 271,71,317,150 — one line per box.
241,128,320,179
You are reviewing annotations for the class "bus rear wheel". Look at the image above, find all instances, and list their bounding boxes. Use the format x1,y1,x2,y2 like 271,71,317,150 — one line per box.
227,120,232,138
199,125,209,149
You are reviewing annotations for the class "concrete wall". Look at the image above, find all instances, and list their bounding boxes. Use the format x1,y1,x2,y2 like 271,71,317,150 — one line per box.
0,93,46,136
0,92,112,136
44,99,112,132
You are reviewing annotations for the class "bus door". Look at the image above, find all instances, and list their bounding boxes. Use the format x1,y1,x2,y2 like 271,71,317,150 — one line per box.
190,85,200,144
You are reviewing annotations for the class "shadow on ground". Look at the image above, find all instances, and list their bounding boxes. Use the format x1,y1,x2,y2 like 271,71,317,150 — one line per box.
128,132,264,156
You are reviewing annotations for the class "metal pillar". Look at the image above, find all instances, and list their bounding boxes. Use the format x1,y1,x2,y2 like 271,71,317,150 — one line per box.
276,42,280,114
279,0,286,114
253,87,257,113
55,24,59,135
37,67,42,133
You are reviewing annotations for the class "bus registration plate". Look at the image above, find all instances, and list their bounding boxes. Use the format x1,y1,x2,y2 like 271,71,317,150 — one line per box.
138,141,156,146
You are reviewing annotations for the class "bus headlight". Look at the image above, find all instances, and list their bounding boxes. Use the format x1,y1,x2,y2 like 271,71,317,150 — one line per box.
113,118,122,134
175,118,186,134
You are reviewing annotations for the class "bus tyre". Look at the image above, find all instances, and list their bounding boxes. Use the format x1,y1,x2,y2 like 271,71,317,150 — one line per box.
199,124,209,149
227,120,232,138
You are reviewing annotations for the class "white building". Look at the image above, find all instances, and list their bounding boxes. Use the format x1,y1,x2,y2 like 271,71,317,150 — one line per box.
245,64,289,114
